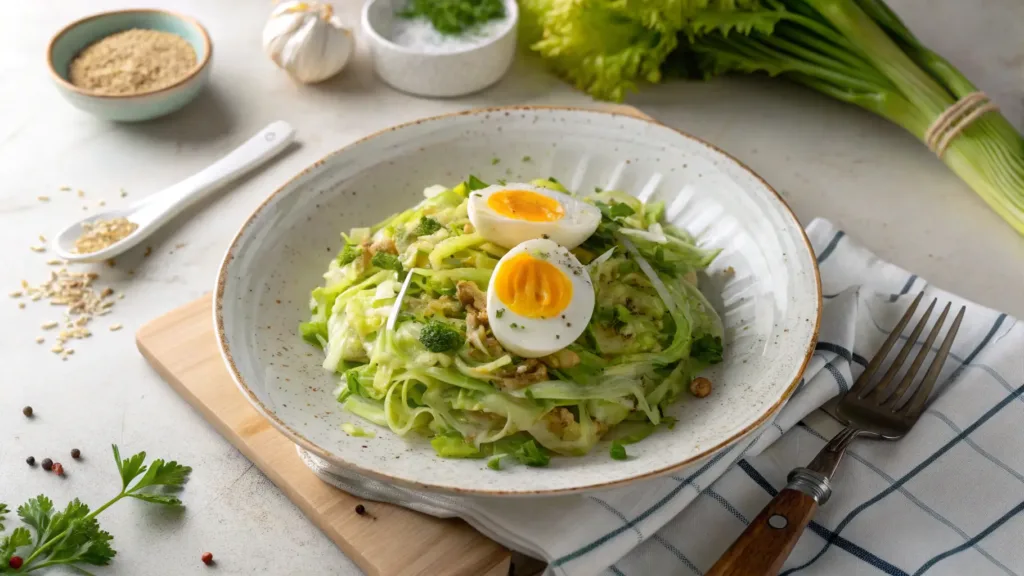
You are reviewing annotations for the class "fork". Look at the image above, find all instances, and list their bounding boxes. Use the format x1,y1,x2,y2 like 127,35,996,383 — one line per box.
707,291,966,576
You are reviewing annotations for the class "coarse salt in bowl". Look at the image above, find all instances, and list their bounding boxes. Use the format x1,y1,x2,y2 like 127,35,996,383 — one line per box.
361,0,517,98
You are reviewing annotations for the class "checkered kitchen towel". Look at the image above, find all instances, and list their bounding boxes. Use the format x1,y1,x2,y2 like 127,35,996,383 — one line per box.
300,218,1024,576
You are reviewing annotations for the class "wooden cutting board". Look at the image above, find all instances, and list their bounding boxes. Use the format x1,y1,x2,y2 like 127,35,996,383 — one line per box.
137,295,522,576
136,105,648,576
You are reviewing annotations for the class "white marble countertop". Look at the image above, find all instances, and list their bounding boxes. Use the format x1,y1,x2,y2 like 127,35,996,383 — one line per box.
2,1,1022,574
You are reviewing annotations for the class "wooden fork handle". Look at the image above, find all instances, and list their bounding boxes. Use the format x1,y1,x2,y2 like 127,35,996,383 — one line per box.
706,488,819,576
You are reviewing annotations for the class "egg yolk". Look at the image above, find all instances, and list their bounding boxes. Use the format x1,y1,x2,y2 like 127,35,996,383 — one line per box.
487,190,565,222
494,252,574,318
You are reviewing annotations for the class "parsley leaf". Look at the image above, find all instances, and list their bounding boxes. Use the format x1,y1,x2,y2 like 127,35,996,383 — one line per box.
0,526,31,564
594,201,636,222
466,175,489,191
0,446,191,573
610,442,628,460
691,334,724,364
399,0,505,36
413,217,442,237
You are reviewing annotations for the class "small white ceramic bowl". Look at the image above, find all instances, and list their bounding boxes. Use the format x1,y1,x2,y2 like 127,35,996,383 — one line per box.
361,0,517,97
216,107,822,496
47,9,212,122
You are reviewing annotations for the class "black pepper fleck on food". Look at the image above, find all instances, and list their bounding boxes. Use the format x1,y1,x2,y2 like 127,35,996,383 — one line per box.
355,504,366,515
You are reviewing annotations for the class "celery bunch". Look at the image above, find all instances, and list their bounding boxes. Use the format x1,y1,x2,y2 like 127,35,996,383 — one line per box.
519,0,1024,233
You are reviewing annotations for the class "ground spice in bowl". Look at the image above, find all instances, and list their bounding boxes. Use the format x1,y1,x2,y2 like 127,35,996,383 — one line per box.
74,217,138,254
69,29,197,96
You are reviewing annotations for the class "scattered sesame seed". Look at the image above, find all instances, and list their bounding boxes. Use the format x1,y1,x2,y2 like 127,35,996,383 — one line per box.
18,302,25,309
51,345,64,354
60,186,71,192
35,336,44,344
9,291,23,298
41,321,58,330
38,196,50,202
109,324,123,332
77,190,85,197
98,200,106,207
38,235,47,243
120,189,128,198
46,259,63,265
30,245,46,253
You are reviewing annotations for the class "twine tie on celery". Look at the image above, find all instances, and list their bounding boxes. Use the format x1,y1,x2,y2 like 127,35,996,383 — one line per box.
924,91,999,157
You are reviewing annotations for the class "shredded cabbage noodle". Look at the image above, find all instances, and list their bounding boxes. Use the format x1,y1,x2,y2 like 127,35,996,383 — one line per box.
301,176,725,466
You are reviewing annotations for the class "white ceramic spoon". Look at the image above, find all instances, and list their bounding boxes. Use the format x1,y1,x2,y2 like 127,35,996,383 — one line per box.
52,121,296,263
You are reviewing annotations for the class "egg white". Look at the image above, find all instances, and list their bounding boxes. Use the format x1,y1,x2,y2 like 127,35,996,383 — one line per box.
468,184,601,250
486,238,595,358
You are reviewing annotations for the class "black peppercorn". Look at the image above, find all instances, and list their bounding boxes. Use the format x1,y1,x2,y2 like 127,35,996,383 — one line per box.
355,504,366,516
71,448,81,459
26,456,35,466
41,458,53,471
22,406,33,417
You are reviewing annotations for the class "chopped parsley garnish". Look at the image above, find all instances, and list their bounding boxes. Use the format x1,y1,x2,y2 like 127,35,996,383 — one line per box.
398,0,506,36
610,442,628,460
522,155,532,162
467,175,489,191
690,334,724,364
496,308,505,319
491,157,500,165
596,201,635,220
413,216,442,236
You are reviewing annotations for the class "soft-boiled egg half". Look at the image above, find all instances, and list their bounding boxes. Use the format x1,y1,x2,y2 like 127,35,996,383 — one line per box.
468,184,601,249
486,238,594,358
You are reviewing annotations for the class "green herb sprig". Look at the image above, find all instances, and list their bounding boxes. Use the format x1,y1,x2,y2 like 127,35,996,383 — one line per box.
400,0,506,36
0,446,191,574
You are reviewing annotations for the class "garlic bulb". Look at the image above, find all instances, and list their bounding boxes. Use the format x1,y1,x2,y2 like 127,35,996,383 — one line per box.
263,2,354,84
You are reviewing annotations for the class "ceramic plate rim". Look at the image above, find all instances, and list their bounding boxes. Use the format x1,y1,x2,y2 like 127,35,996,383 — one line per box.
214,105,822,497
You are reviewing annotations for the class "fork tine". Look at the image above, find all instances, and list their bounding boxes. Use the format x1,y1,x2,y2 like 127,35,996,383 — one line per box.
849,291,925,397
881,302,950,408
903,305,966,418
866,298,937,402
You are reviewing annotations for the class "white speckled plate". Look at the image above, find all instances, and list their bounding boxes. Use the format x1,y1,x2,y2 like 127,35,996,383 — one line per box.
215,107,821,496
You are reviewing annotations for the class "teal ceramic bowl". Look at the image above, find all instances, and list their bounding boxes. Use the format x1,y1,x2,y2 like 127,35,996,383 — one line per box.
47,9,212,122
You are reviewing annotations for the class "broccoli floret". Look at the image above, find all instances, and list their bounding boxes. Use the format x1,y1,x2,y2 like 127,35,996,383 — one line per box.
370,251,403,273
338,244,361,265
413,217,442,236
418,320,464,353
690,334,724,364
